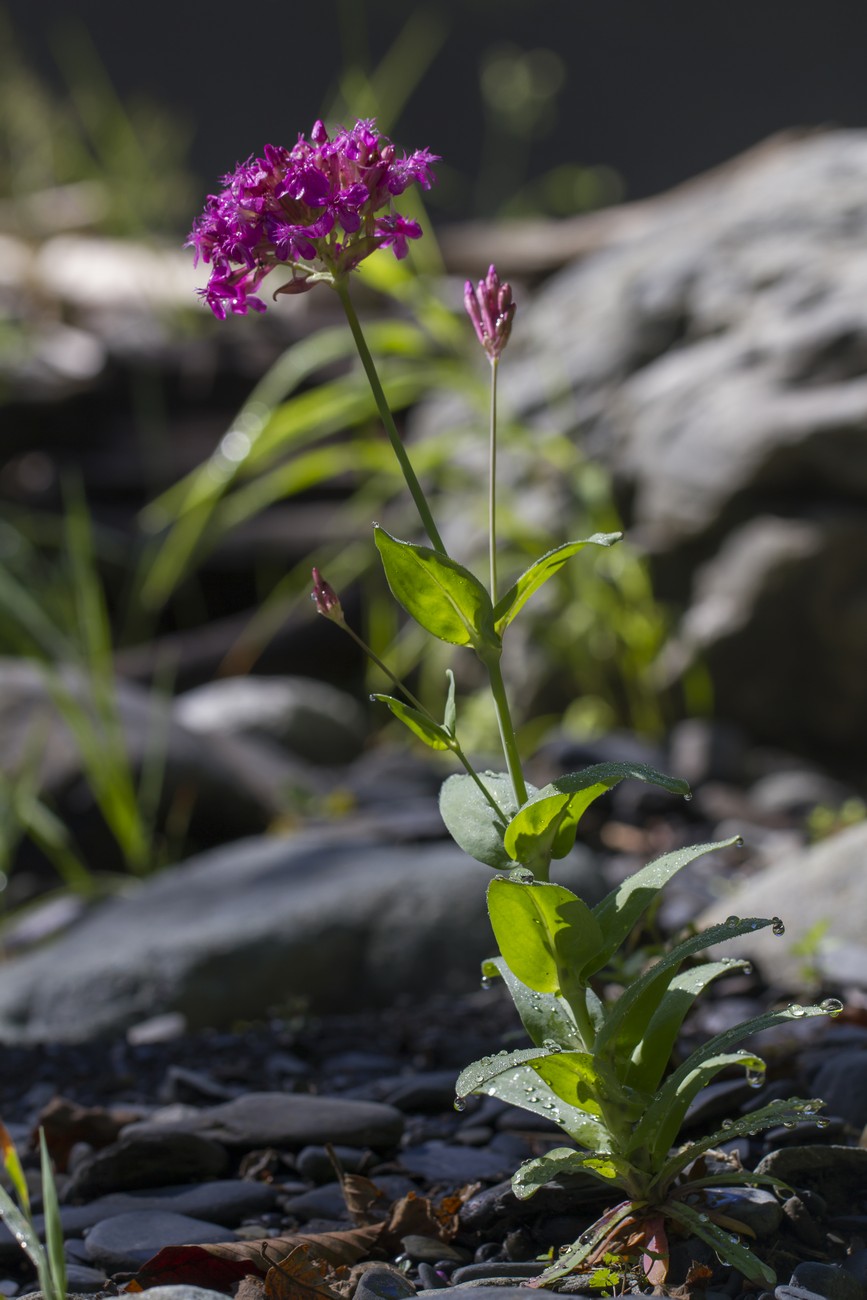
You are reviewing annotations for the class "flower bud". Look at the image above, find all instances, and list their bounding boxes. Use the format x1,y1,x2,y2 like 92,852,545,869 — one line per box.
311,567,344,621
464,264,516,361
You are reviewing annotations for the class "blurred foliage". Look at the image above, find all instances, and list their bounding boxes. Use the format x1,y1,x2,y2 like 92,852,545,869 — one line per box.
139,252,673,748
0,7,195,237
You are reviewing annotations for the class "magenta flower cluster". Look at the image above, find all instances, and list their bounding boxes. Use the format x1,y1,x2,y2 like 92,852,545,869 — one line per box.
187,119,439,319
464,265,516,362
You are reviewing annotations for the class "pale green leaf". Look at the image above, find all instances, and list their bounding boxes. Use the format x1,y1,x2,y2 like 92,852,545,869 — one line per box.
487,876,604,999
371,695,452,750
493,533,622,634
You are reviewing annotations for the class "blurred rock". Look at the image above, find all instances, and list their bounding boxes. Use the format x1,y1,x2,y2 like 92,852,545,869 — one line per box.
174,674,368,764
699,819,867,988
416,130,867,758
0,825,607,1042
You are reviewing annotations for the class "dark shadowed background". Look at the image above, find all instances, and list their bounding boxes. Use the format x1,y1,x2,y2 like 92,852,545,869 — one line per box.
7,0,867,225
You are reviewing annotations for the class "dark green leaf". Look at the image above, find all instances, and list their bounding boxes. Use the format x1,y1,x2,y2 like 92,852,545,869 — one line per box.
664,1201,775,1287
482,956,584,1050
512,1147,623,1199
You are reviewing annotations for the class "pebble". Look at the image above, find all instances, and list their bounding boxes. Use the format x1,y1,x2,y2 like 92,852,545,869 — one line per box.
66,1129,229,1197
84,1209,235,1272
63,1264,110,1292
399,1142,515,1184
136,1290,238,1300
295,1144,372,1182
449,1262,546,1284
810,1051,867,1129
354,1267,419,1300
790,1263,867,1300
699,1186,783,1238
122,1092,405,1150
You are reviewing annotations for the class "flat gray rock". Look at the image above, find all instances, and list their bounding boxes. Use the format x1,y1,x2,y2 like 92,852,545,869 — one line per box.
699,819,867,989
84,1209,234,1272
67,1129,228,1198
0,824,603,1043
121,1091,404,1150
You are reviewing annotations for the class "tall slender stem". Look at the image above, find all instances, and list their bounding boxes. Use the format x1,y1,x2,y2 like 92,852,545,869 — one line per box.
488,357,499,603
484,653,528,809
338,619,507,828
336,278,446,554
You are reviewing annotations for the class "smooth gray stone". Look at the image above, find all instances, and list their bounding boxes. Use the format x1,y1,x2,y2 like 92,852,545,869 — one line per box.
63,1264,109,1292
450,1263,546,1283
790,1263,867,1300
699,820,867,989
295,1145,371,1183
121,1092,404,1150
133,1289,236,1300
66,1129,229,1198
810,1051,867,1129
354,1267,418,1300
699,1186,782,1238
84,1210,234,1272
45,1179,279,1235
399,1142,515,1185
0,826,602,1042
174,675,368,765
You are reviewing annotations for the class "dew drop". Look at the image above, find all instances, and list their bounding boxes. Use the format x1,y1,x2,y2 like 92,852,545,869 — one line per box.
697,1213,709,1224
771,916,786,936
454,1098,466,1112
480,976,493,991
683,792,693,803
578,1231,594,1245
782,1120,797,1129
788,1003,807,1018
742,961,753,976
745,1064,765,1089
725,915,740,928
734,835,745,848
728,1234,740,1245
819,997,844,1017
721,1118,734,1130
816,1117,831,1129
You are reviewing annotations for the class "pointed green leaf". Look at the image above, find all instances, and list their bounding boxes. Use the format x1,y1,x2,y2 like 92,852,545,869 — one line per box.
623,959,752,1094
493,533,622,634
594,916,775,1062
371,694,452,750
503,762,690,865
482,956,584,1050
631,1001,829,1160
39,1129,66,1300
374,527,498,650
0,1185,53,1297
487,876,605,999
664,1201,776,1287
589,838,741,978
656,1097,825,1189
456,1052,607,1149
439,772,534,870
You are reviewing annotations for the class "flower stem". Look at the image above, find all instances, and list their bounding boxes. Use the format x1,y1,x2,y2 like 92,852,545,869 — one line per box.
336,278,447,554
484,652,528,810
488,357,499,603
338,619,507,827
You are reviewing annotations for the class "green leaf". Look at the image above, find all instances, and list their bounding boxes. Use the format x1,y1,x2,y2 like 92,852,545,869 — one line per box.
503,761,690,865
487,876,605,1000
493,533,622,634
0,1120,29,1214
593,916,775,1063
371,695,452,750
656,1097,825,1190
482,956,583,1050
456,1051,607,1149
664,1200,776,1287
512,1147,623,1199
439,772,533,870
39,1129,66,1300
589,837,741,978
623,959,752,1094
374,527,498,650
0,1185,53,1299
631,1001,829,1161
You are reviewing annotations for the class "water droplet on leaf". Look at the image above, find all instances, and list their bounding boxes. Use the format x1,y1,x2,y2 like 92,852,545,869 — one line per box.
771,916,785,936
725,915,740,928
454,1098,466,1112
480,976,493,990
819,997,843,1017
788,1003,807,1018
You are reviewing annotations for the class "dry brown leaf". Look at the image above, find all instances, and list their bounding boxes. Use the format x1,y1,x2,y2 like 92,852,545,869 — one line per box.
131,1223,385,1292
339,1173,388,1225
265,1244,346,1300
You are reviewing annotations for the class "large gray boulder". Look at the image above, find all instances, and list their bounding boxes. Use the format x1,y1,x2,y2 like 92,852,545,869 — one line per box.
422,131,867,757
0,824,604,1043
